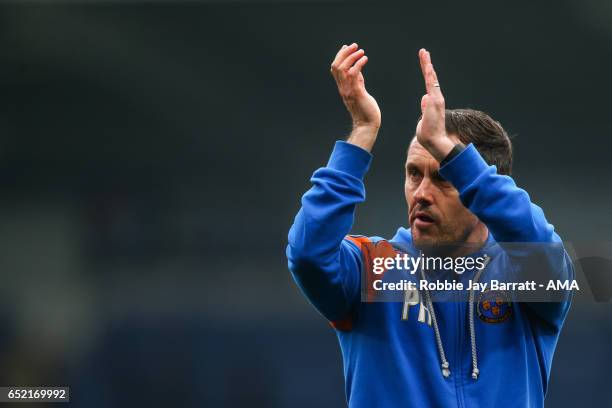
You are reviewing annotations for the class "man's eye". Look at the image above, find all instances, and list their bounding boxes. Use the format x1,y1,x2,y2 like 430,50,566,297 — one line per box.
407,169,422,181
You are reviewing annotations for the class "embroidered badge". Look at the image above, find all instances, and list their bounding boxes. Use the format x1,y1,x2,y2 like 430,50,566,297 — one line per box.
477,289,512,323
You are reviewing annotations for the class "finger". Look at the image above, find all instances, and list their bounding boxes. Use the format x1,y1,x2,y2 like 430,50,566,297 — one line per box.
348,55,368,76
423,51,442,93
420,50,440,90
339,48,365,71
418,48,428,78
331,43,358,69
418,48,430,82
425,62,443,99
333,44,347,62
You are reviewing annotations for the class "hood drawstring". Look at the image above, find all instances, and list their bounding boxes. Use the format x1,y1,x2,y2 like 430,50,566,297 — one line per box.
414,254,491,380
419,265,451,378
468,255,490,380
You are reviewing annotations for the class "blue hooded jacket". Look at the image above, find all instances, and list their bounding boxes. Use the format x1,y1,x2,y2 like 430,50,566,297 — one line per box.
286,141,573,407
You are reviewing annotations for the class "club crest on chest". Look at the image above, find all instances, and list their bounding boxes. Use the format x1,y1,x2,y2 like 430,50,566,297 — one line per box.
477,289,512,323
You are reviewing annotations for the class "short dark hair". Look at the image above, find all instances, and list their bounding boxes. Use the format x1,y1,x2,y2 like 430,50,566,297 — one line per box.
444,109,513,175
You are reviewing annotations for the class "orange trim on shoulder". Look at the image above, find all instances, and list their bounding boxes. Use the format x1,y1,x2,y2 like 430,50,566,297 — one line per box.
345,235,372,250
330,315,353,331
344,236,404,305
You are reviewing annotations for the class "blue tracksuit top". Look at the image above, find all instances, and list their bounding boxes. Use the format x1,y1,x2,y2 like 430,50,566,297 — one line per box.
286,140,573,407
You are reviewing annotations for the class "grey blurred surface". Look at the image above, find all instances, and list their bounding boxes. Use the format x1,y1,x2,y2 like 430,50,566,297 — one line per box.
0,1,610,406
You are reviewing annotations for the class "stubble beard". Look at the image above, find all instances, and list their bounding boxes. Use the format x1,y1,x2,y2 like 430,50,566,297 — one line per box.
412,220,475,257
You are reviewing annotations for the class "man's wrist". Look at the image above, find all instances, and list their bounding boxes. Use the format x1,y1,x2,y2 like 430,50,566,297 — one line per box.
440,143,466,167
346,124,380,153
421,135,457,162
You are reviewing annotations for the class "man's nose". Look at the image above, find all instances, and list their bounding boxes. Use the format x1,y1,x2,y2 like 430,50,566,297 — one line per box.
414,178,435,205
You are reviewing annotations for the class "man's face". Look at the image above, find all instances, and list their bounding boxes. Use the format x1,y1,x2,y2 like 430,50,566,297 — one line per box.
405,136,480,248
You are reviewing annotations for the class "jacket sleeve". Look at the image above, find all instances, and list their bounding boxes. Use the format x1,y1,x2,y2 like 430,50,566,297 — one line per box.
439,144,573,327
286,141,371,322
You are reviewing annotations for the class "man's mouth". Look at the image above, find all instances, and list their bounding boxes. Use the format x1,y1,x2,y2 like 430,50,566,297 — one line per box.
413,211,436,227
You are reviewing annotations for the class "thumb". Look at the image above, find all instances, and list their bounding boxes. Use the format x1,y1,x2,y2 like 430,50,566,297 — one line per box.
420,94,429,114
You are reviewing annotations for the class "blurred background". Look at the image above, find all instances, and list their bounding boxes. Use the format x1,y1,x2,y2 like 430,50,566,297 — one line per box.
0,0,611,406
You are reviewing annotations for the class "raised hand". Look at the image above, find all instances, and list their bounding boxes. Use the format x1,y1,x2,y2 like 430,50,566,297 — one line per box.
415,49,456,161
330,43,381,133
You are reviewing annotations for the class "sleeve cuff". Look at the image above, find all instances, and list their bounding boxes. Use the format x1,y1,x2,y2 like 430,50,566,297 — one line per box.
326,141,373,179
439,143,490,191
